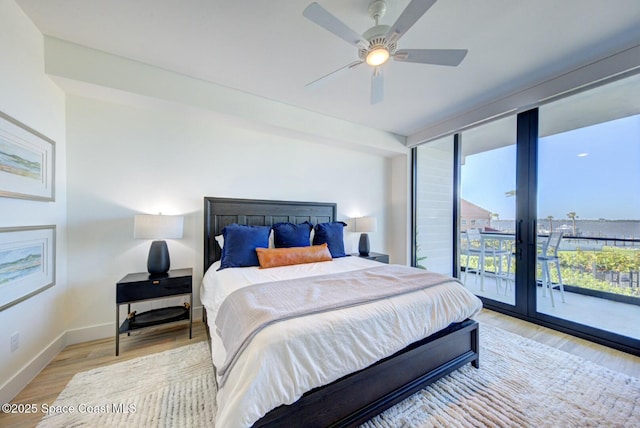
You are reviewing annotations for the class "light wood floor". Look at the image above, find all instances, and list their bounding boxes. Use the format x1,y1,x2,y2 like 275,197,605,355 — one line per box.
2,310,639,428
1,321,208,428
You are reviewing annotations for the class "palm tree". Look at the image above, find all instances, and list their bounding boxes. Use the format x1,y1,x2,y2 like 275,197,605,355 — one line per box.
546,215,553,233
505,190,516,198
567,212,578,236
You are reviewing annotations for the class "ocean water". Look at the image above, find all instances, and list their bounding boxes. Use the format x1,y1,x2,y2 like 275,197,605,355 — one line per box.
492,219,640,240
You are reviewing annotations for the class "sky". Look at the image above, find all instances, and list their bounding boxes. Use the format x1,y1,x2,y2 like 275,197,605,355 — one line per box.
461,114,640,220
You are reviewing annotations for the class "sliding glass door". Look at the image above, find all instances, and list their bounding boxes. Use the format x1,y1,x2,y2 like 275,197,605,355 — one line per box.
413,72,640,355
536,73,640,345
459,116,517,307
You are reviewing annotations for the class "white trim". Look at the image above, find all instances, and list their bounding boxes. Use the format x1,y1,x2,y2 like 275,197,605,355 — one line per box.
0,332,66,404
65,322,113,346
407,43,640,147
65,306,204,346
0,306,204,403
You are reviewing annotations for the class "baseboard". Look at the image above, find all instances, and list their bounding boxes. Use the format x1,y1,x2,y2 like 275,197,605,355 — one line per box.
67,306,203,345
0,332,66,405
65,322,113,346
1,305,204,403
193,306,203,324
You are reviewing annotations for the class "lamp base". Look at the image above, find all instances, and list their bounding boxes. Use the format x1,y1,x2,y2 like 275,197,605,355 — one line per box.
147,240,170,276
358,233,370,257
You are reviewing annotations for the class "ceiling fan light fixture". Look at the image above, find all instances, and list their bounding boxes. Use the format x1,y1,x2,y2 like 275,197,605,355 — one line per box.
366,47,389,66
303,0,467,104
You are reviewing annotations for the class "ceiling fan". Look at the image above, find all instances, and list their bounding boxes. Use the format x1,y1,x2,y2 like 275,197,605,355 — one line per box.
303,0,468,104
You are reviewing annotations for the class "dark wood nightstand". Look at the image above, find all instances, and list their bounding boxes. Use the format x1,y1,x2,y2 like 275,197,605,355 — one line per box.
352,252,389,264
116,268,193,356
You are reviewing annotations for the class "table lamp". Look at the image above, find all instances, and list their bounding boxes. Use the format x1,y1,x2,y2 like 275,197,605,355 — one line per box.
134,214,184,276
354,216,377,256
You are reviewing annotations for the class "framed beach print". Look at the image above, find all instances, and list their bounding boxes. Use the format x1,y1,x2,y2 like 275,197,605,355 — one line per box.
0,225,56,311
0,111,55,201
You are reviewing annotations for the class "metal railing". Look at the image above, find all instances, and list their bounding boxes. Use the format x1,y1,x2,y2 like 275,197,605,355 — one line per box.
460,233,640,302
556,235,640,301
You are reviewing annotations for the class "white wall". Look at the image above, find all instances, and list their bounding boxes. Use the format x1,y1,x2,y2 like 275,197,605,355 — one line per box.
415,138,454,275
65,94,391,336
0,0,405,403
0,1,67,403
389,154,410,265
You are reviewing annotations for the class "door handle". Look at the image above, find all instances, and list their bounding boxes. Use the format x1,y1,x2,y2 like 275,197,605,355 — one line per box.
516,219,523,244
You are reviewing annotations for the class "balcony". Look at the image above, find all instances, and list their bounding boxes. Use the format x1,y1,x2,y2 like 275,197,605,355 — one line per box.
460,235,640,341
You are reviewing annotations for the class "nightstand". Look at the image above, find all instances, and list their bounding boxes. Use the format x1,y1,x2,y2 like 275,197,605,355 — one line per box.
352,252,389,264
116,268,192,356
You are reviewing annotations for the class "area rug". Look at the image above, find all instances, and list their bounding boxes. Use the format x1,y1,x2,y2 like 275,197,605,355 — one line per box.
38,326,640,427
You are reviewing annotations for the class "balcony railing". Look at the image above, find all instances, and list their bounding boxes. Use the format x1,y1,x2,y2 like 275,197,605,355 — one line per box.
554,235,640,303
460,233,640,304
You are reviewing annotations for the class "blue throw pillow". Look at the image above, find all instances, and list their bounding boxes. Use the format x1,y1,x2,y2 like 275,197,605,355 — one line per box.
313,222,348,258
218,224,270,270
272,221,313,248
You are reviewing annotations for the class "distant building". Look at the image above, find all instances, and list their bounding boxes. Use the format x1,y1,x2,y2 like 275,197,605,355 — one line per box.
461,199,492,231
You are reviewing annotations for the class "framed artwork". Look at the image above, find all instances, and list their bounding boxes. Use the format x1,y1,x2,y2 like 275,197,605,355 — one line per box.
0,111,55,201
0,225,56,311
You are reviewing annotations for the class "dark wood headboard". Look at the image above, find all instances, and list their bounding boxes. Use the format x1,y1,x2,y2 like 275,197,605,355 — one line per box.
203,197,337,272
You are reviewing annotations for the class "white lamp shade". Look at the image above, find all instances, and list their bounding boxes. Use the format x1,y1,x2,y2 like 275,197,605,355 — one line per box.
354,216,377,233
134,214,184,239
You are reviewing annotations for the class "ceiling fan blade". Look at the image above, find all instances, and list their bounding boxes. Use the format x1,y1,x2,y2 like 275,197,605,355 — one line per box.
303,2,369,49
385,0,437,45
305,61,364,88
394,49,468,66
371,67,384,104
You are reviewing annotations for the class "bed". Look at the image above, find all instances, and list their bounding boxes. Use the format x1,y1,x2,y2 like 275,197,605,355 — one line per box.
201,197,482,427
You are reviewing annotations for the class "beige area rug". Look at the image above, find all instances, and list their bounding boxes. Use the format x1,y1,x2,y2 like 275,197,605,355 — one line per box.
38,326,640,428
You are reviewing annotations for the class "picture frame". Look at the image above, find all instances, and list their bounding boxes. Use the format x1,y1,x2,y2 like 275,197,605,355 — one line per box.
0,110,55,201
0,225,56,311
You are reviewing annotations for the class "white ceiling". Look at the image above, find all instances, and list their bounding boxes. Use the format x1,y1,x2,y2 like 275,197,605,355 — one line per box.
15,0,640,138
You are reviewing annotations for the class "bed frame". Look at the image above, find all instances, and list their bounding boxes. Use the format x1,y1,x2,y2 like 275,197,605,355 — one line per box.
203,197,479,428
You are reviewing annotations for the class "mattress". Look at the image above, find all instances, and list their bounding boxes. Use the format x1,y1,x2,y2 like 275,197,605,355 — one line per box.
200,257,483,427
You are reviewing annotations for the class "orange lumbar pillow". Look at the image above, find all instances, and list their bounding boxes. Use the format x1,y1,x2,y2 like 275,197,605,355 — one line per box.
256,244,333,269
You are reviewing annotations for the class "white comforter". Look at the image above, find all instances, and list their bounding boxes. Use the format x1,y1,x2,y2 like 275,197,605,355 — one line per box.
200,257,482,428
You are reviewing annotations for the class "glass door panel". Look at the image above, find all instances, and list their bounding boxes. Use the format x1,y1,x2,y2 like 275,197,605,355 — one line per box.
460,115,517,306
538,73,640,341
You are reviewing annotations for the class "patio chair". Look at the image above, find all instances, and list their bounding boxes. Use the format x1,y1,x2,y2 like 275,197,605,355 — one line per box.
501,240,516,296
462,228,483,286
538,231,565,307
462,228,511,293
